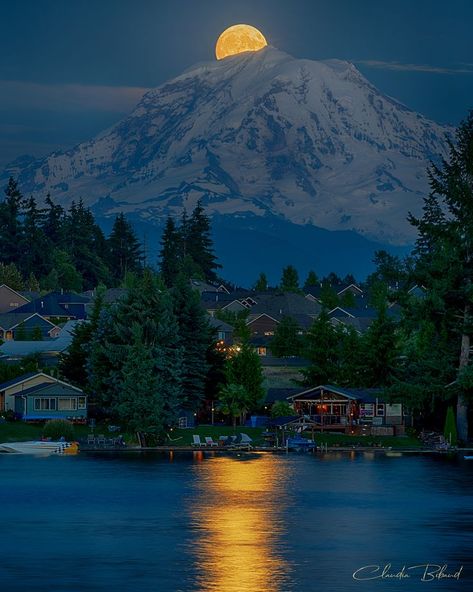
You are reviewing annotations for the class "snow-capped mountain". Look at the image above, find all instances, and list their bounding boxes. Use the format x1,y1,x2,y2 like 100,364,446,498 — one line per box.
4,47,451,245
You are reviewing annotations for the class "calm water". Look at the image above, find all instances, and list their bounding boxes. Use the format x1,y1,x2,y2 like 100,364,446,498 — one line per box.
0,450,472,592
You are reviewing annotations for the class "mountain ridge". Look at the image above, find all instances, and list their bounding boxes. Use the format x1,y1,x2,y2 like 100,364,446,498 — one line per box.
2,46,452,247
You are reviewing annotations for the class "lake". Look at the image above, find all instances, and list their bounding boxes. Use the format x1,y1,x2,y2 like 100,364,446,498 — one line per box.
0,450,472,592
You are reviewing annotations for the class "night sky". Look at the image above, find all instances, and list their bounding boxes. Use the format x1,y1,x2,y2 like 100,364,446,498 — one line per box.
1,0,472,168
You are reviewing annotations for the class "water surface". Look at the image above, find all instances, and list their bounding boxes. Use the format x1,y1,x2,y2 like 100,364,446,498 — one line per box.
0,450,471,592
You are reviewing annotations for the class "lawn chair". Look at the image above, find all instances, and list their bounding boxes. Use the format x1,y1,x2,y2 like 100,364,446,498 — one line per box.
205,437,218,447
87,434,96,447
97,434,106,447
192,435,206,447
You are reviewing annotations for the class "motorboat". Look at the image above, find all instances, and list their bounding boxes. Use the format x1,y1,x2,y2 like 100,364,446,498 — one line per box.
0,441,79,455
286,435,317,452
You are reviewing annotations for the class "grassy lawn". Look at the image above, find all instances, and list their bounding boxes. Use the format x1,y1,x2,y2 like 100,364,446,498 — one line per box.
170,425,422,449
1,421,422,449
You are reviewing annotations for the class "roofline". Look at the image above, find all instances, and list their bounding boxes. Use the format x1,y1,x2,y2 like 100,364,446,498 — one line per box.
337,284,363,295
0,284,30,303
328,306,355,318
0,372,82,393
286,384,360,401
246,313,280,325
6,313,58,331
221,299,247,311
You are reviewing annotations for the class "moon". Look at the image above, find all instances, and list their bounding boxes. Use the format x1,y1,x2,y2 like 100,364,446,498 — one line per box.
215,24,268,60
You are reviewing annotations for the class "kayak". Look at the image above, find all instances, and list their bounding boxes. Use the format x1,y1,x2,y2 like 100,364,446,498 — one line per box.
0,441,79,455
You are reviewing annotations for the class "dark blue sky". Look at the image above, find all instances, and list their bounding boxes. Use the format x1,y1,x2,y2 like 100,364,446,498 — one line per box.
1,0,472,167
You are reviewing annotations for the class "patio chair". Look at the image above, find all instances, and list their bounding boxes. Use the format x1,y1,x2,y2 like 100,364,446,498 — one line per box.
205,437,218,447
239,433,253,444
192,435,206,447
97,434,106,447
87,434,96,447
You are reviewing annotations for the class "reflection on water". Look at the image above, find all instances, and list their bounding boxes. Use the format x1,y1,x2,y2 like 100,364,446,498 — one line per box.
189,453,292,592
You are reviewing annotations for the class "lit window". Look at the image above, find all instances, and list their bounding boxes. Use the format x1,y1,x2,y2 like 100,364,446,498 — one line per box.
257,347,267,356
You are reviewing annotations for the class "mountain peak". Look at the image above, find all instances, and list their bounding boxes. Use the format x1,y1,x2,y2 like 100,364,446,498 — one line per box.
2,48,452,245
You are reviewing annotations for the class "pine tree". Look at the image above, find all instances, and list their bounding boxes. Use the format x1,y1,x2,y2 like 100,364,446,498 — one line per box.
304,270,318,288
270,316,303,357
117,323,163,435
226,345,264,411
302,310,340,385
254,272,268,292
408,111,473,441
107,213,142,283
280,265,299,292
172,275,211,411
185,200,221,282
0,178,23,265
0,263,24,290
159,217,182,287
20,196,50,277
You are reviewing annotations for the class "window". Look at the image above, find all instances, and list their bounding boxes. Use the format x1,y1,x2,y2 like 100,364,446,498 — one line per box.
34,398,57,411
9,302,19,307
376,404,385,416
217,331,225,341
58,398,77,411
264,331,274,336
78,397,86,410
257,347,267,356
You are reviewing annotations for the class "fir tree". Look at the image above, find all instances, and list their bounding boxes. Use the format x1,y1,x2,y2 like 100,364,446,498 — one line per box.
304,270,318,288
270,316,303,357
107,213,142,283
20,196,50,277
0,263,24,290
254,272,268,292
0,178,23,265
302,310,340,385
280,265,299,292
159,217,182,287
185,200,221,282
226,345,264,411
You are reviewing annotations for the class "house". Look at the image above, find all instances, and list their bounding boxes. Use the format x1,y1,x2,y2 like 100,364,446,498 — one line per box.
336,283,364,297
0,320,84,367
0,284,30,313
0,312,60,340
200,290,251,316
207,316,234,346
14,291,90,320
0,372,87,422
286,384,411,435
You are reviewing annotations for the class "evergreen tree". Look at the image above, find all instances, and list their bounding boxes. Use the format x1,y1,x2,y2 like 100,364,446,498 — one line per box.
42,195,65,247
304,270,318,288
280,265,299,292
254,272,268,292
107,213,142,283
171,275,211,411
226,345,264,411
0,178,23,265
185,200,221,282
359,307,399,387
0,263,24,290
319,283,339,309
20,196,50,277
65,200,111,288
159,217,182,287
59,288,105,387
408,111,473,441
117,323,163,435
302,311,340,385
270,316,303,357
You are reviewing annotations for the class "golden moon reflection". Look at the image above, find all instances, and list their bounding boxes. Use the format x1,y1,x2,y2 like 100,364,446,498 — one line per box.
189,454,292,592
215,24,268,60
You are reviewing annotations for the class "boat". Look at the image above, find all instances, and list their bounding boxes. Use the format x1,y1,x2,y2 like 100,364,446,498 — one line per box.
286,435,317,452
0,441,79,455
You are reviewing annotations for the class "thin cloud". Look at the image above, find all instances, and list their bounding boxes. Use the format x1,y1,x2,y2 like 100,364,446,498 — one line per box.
354,60,473,75
0,80,151,113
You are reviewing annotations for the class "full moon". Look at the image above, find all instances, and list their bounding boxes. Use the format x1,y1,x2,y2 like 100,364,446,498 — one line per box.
215,24,268,60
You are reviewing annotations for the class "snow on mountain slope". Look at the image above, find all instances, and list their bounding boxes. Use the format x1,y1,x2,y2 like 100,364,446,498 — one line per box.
3,47,452,245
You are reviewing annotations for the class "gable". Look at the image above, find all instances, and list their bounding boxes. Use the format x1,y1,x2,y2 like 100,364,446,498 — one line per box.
0,285,29,314
0,373,57,395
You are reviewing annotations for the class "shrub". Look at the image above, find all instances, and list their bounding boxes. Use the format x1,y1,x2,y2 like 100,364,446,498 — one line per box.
43,419,75,441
